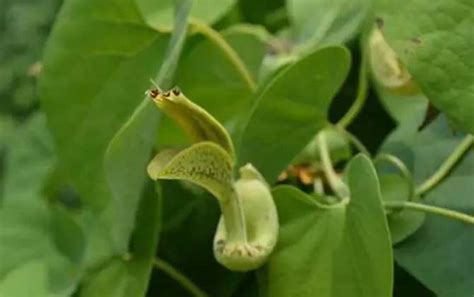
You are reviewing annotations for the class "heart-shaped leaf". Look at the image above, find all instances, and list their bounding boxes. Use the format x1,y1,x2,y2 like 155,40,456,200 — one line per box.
239,46,351,182
136,0,236,32
266,154,393,297
375,0,474,134
382,116,474,297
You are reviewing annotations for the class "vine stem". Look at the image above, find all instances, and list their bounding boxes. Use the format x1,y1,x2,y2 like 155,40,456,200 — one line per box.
153,258,209,297
335,126,371,156
415,134,474,196
189,19,256,91
374,153,415,201
318,131,349,199
336,49,368,129
384,201,474,225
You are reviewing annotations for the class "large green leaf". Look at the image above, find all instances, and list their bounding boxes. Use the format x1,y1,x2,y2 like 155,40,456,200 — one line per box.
136,0,235,32
288,0,371,47
0,205,85,297
78,183,161,297
0,261,65,297
39,0,169,220
375,0,474,134
2,114,55,206
382,116,474,297
267,186,346,297
239,46,350,182
103,0,191,254
0,113,86,296
266,155,393,297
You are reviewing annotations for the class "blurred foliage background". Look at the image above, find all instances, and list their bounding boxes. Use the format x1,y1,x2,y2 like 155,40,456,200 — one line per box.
2,0,473,296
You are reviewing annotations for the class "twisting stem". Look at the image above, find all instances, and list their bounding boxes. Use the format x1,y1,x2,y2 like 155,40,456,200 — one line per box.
335,126,371,156
374,153,415,201
336,50,368,129
384,201,474,225
415,134,474,196
153,258,209,297
189,19,256,91
318,131,349,199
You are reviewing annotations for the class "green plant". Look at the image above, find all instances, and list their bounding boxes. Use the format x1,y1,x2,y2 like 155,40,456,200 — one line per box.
1,0,474,297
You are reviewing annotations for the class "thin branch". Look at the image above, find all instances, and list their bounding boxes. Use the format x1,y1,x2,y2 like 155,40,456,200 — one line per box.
318,131,349,199
189,19,256,91
415,134,473,196
335,126,371,157
374,153,415,201
153,258,209,297
336,49,368,129
384,201,474,225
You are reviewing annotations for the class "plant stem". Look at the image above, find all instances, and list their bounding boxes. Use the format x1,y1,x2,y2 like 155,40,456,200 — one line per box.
318,131,349,199
219,191,248,244
375,153,415,201
336,50,368,129
189,19,256,91
335,126,371,156
415,134,474,196
384,201,474,225
153,258,209,297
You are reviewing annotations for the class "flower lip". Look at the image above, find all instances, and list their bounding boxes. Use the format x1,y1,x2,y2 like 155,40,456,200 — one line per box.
148,88,160,99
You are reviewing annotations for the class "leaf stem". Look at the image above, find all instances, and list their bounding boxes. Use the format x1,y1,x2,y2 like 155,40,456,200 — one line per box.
336,49,368,129
189,19,256,91
318,131,349,198
415,134,473,196
153,258,209,297
374,153,415,201
335,126,371,156
384,201,474,225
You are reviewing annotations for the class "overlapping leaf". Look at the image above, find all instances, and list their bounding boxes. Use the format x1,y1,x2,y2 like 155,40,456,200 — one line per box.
382,116,474,297
239,46,350,182
266,155,393,297
375,0,474,134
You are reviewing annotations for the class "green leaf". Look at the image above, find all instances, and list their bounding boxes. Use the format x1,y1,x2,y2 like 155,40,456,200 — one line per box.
0,261,56,297
382,116,474,297
2,113,55,206
136,0,235,32
79,183,161,297
148,142,234,203
39,0,169,216
333,154,393,297
292,127,352,165
379,174,425,244
157,26,266,148
239,46,350,182
103,0,191,252
288,0,371,47
266,155,393,297
220,25,269,80
0,205,85,296
375,0,474,134
267,186,346,297
0,113,86,296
